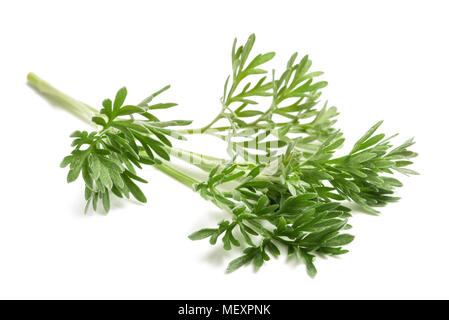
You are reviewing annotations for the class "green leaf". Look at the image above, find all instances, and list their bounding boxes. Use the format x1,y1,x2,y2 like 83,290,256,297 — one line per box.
188,228,216,240
122,175,147,203
247,52,275,69
151,85,171,98
228,230,240,247
226,253,254,273
84,198,91,214
253,252,264,268
102,191,110,213
148,103,178,110
101,99,112,116
351,121,383,154
325,234,355,246
148,128,172,147
117,105,145,116
124,170,148,183
239,224,255,246
92,192,99,211
99,165,113,190
308,81,328,92
107,132,140,160
92,116,107,127
359,134,385,150
82,162,93,189
235,110,264,117
66,168,80,183
221,171,245,183
133,132,170,161
85,186,92,200
381,177,403,187
147,139,170,161
279,194,317,213
111,185,123,198
266,242,280,257
222,231,232,250
70,130,84,138
67,156,84,183
90,156,102,180
323,138,345,152
298,249,317,278
239,180,271,189
60,156,72,168
395,167,419,176
239,34,256,69
110,170,125,189
113,87,127,113
351,152,377,163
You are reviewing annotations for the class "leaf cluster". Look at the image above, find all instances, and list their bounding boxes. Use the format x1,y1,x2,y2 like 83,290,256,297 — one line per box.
189,122,417,274
190,162,354,276
61,86,190,213
296,121,418,214
209,34,339,164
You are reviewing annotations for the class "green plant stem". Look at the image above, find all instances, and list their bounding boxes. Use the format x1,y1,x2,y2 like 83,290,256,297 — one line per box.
178,124,259,134
198,112,223,133
27,72,98,123
153,162,199,189
171,146,222,162
178,121,312,135
167,146,223,171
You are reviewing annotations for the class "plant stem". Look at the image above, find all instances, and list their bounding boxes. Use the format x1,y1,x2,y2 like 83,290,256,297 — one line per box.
167,146,223,171
177,121,304,135
27,73,98,123
153,162,199,189
198,110,223,133
172,147,222,162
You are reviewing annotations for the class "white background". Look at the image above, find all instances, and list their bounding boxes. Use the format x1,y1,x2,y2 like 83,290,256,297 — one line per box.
0,0,448,299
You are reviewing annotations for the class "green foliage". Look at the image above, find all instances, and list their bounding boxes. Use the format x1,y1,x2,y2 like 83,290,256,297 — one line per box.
29,33,418,276
299,122,418,214
200,34,338,164
190,160,354,274
61,86,190,213
188,119,416,274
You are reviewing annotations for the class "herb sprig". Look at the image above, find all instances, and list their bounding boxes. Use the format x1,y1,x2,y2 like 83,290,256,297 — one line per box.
28,34,417,275
43,78,192,213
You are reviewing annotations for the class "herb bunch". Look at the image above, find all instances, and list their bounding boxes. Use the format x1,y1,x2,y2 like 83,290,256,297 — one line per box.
28,34,417,276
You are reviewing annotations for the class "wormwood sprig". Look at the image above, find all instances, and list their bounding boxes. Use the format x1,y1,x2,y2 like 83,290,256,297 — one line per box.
63,86,187,213
28,34,417,276
28,74,191,213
